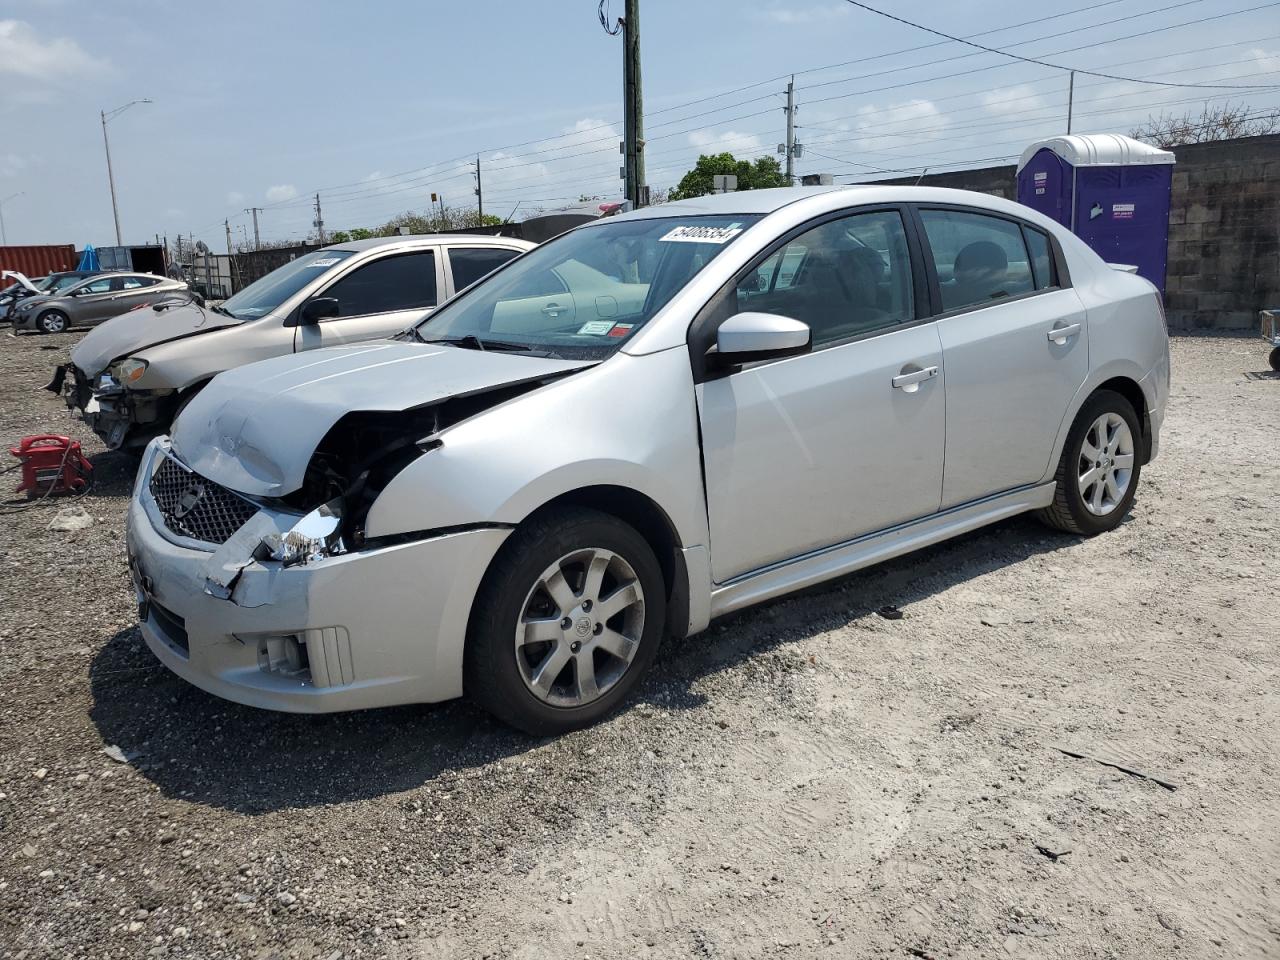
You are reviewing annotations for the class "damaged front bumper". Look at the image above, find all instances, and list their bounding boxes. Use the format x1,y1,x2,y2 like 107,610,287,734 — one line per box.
125,439,512,712
47,364,171,450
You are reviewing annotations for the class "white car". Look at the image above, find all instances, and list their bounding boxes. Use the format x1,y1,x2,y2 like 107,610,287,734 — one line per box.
126,185,1169,734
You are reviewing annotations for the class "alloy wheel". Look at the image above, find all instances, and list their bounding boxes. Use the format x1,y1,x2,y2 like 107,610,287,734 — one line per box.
514,547,645,708
40,312,67,333
1077,412,1135,516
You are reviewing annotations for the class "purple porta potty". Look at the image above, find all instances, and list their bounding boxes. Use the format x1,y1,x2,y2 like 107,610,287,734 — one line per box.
1016,134,1175,293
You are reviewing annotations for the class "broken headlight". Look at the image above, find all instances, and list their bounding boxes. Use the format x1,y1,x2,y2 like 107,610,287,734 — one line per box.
260,498,346,566
116,358,148,384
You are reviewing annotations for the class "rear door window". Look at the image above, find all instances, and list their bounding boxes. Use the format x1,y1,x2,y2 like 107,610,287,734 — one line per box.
919,209,1035,312
321,251,437,318
449,247,522,292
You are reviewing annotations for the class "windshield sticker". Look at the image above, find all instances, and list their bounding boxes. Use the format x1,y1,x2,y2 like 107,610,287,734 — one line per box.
308,257,342,267
659,224,744,244
607,323,634,338
577,320,616,336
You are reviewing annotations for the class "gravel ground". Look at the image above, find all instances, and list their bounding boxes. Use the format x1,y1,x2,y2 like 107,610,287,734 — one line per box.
1,330,1277,960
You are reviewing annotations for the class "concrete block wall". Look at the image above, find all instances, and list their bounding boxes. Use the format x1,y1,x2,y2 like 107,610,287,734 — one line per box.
867,134,1280,332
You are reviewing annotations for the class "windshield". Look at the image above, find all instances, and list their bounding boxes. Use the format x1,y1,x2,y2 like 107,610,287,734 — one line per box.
220,249,356,320
414,215,760,359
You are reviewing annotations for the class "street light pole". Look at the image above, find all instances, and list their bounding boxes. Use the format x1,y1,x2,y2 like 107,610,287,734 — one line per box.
100,99,153,246
0,191,23,246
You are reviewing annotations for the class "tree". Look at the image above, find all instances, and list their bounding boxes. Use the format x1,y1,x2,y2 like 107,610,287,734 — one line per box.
668,153,789,200
1130,102,1280,148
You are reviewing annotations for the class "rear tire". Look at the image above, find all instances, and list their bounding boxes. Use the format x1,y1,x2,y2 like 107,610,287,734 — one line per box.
36,310,69,334
1037,389,1142,536
465,506,666,736
1269,346,1280,372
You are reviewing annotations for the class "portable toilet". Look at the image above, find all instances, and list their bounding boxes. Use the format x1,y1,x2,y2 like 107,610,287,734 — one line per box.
1016,133,1175,292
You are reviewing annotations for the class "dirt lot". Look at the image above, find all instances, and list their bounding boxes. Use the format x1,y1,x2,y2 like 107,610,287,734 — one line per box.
0,331,1276,960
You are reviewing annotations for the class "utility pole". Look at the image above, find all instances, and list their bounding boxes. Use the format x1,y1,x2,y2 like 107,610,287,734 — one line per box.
225,220,233,256
604,0,646,207
244,208,262,250
313,193,325,244
0,191,23,245
100,100,152,246
625,0,645,206
1066,70,1076,134
473,155,483,221
784,76,798,185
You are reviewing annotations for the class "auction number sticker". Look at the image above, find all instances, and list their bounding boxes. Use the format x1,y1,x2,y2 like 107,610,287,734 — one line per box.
659,224,743,244
308,257,342,267
577,320,616,335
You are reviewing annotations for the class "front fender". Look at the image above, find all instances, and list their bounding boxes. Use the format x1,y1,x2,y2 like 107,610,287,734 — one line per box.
362,348,710,556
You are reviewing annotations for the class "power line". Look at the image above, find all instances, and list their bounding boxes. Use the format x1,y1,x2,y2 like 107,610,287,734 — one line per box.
841,0,1280,89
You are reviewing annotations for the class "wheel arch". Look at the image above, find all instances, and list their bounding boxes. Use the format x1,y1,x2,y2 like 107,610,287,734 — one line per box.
1044,362,1153,483
1094,375,1151,463
514,484,693,640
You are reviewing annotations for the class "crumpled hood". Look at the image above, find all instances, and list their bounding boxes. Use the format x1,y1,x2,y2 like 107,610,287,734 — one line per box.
170,341,592,497
69,302,241,376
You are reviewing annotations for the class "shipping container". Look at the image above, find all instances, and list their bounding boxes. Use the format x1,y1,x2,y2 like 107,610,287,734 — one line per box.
93,244,167,275
0,244,78,279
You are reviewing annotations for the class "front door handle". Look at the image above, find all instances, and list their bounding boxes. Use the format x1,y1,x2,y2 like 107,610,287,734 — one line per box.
891,365,939,392
542,302,564,317
1048,322,1082,344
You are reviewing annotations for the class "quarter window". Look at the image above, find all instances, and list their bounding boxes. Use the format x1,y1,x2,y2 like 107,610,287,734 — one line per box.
731,210,915,347
919,209,1035,312
450,247,521,291
322,251,437,318
1023,226,1056,290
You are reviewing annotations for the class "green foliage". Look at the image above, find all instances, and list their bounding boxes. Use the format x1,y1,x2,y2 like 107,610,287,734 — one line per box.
324,211,504,243
668,153,789,200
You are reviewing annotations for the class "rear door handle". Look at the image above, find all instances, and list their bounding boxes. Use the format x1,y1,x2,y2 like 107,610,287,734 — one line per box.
1048,322,1082,344
891,365,939,391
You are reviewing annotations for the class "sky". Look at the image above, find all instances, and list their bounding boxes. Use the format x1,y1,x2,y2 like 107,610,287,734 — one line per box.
2,0,1277,248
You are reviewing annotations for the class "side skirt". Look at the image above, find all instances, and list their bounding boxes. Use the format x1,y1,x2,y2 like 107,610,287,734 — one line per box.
709,482,1057,619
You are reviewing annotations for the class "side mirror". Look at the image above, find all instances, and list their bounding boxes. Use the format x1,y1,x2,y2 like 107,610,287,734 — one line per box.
711,311,811,367
299,296,340,325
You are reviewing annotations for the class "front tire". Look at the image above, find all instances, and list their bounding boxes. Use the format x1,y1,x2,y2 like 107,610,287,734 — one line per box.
1037,389,1142,535
36,310,69,334
465,506,666,736
1269,346,1280,372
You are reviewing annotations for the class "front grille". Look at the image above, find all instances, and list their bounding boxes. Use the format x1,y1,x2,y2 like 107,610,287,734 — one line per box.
149,454,259,545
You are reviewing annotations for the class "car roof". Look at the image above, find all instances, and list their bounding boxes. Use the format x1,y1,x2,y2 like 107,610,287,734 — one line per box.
605,184,1060,224
329,234,532,253
612,185,862,220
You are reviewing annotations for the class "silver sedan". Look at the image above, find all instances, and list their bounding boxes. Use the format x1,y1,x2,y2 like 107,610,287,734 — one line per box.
12,272,190,333
126,185,1170,734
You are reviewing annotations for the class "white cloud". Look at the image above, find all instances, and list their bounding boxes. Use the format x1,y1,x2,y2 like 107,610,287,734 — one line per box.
0,152,26,178
265,184,298,202
756,4,851,24
981,85,1046,117
0,20,107,79
688,129,766,156
473,118,622,201
845,98,948,149
1250,46,1280,73
226,191,245,206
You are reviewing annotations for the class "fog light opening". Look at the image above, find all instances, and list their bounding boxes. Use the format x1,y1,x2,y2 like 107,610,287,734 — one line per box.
255,634,311,680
